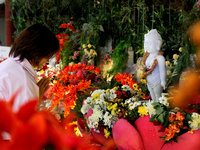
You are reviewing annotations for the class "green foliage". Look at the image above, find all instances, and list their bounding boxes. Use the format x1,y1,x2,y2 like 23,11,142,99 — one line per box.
171,39,197,84
10,0,199,85
180,3,200,31
60,34,84,66
107,40,130,76
10,0,89,37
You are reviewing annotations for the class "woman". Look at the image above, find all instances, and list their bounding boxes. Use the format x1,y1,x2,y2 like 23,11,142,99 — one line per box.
0,24,59,112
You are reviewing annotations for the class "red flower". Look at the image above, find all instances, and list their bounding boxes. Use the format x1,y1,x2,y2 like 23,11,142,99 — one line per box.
115,90,122,99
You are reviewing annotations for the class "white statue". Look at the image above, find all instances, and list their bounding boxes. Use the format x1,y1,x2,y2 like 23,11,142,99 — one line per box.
142,29,166,102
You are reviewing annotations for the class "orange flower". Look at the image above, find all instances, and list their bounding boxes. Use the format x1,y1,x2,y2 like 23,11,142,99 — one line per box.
175,112,185,121
114,73,137,91
168,113,176,122
164,128,175,141
177,121,184,128
169,124,180,133
60,22,77,33
48,64,102,117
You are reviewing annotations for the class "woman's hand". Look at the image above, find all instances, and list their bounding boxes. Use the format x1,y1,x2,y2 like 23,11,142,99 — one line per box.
37,76,50,100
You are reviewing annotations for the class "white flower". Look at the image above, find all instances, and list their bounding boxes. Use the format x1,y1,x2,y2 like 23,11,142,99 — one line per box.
103,112,112,128
95,98,105,106
145,101,156,116
128,102,135,110
106,89,117,100
159,95,169,106
91,89,105,96
85,97,94,104
122,85,134,94
88,107,103,129
81,103,91,115
125,97,137,104
189,113,200,130
128,101,141,110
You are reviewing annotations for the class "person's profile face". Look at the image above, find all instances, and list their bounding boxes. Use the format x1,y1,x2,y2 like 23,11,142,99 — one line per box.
38,58,49,69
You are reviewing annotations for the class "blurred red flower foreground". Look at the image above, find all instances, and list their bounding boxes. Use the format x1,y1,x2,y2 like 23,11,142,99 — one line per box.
0,92,116,150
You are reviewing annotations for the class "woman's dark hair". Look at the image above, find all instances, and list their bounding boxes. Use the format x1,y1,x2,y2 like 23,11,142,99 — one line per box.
9,24,59,66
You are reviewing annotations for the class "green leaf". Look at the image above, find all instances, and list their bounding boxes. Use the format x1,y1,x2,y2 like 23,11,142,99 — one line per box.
154,105,164,114
158,113,164,124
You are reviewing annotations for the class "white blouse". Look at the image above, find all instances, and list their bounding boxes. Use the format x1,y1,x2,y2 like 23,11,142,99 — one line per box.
0,56,39,112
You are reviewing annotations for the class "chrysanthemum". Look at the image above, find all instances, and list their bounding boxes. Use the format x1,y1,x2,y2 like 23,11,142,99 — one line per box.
138,106,148,116
145,101,156,116
103,112,112,128
189,113,200,130
159,95,169,106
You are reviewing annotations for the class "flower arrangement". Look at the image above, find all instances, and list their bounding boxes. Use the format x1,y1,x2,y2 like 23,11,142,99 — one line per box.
47,63,102,117
81,73,148,137
81,85,142,137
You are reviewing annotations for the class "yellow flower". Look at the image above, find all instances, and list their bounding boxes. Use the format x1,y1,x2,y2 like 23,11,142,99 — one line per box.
82,44,86,48
133,83,138,90
173,54,179,60
179,47,182,52
40,70,45,75
138,106,148,116
140,73,146,79
104,128,110,138
165,61,170,66
140,79,147,84
90,49,94,55
88,59,92,64
167,70,171,75
107,103,118,115
92,93,100,101
88,44,92,48
53,80,57,84
106,89,110,93
84,49,88,53
93,51,97,56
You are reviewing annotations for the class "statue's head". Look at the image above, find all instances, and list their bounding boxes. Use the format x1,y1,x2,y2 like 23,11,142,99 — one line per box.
144,29,162,53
